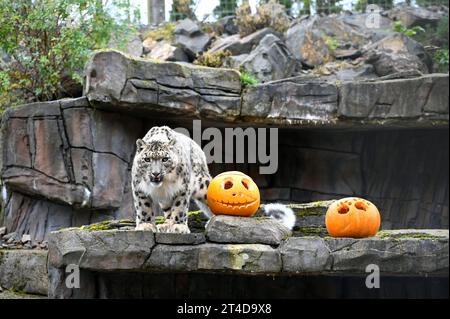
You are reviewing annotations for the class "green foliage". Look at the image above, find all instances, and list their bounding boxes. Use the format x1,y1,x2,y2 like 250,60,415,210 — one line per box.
213,0,238,19
355,0,393,12
0,0,138,111
144,23,176,42
194,50,231,68
323,34,339,52
170,0,196,21
415,0,449,6
434,49,449,72
236,0,290,37
392,21,425,38
315,0,343,14
240,71,260,87
436,16,449,45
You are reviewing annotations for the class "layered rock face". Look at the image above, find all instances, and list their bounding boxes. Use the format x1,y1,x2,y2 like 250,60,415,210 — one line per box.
46,221,449,298
0,51,449,243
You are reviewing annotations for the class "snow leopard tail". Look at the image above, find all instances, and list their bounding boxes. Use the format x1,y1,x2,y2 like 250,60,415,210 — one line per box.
262,203,296,230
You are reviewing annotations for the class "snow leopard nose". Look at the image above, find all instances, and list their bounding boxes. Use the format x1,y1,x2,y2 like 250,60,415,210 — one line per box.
151,172,161,179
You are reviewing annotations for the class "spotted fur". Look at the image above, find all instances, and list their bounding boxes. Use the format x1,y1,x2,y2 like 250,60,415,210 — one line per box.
131,126,212,233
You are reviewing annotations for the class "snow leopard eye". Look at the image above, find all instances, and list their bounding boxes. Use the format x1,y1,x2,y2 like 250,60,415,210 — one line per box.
162,157,169,162
144,157,151,163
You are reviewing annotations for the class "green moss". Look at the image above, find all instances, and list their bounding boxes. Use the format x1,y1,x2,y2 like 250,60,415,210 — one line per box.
194,50,231,68
143,23,176,42
376,231,445,240
293,226,328,238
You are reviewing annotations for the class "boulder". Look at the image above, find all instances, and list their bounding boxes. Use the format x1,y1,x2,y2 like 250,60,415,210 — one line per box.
0,250,48,295
155,232,205,245
281,237,332,273
48,229,155,270
109,32,143,57
338,12,393,36
142,37,158,54
280,230,449,275
205,215,291,245
174,19,211,59
210,28,282,55
174,18,201,36
217,15,239,35
387,5,445,28
364,33,432,76
197,243,282,273
286,15,368,67
144,40,189,62
240,34,296,82
84,50,241,120
339,74,449,118
241,77,338,120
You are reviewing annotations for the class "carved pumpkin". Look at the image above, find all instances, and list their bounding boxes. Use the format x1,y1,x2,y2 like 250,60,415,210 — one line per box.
207,171,260,217
325,197,381,238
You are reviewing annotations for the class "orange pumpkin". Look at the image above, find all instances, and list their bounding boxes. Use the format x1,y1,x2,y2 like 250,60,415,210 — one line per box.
207,171,260,217
325,197,381,238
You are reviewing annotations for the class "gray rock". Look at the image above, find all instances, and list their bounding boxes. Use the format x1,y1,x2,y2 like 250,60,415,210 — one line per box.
226,53,249,69
335,64,377,81
339,74,449,118
327,234,449,274
0,227,6,237
197,243,282,273
386,5,445,28
84,50,241,120
48,229,155,270
241,77,338,121
145,245,200,271
364,33,432,76
281,237,332,273
206,215,291,245
145,40,189,62
286,15,368,67
2,232,18,241
174,18,201,36
109,32,143,57
0,249,48,295
218,15,239,35
210,28,282,55
240,34,296,82
280,229,449,275
155,232,205,245
338,12,393,36
142,37,158,54
174,19,211,59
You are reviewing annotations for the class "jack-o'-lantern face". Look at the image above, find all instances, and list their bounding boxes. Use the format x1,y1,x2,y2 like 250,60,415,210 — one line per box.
207,171,260,217
325,197,381,238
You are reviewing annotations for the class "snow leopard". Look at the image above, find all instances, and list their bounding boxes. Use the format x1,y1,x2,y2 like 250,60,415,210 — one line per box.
262,203,296,230
131,126,212,234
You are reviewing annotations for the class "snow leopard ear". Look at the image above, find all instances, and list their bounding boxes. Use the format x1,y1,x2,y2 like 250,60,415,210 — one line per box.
136,139,147,152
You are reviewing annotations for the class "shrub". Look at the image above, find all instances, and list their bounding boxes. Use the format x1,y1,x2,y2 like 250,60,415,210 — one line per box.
170,0,195,21
240,71,260,87
0,0,138,111
194,50,231,68
236,0,290,37
434,49,449,72
392,21,425,38
144,23,176,42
